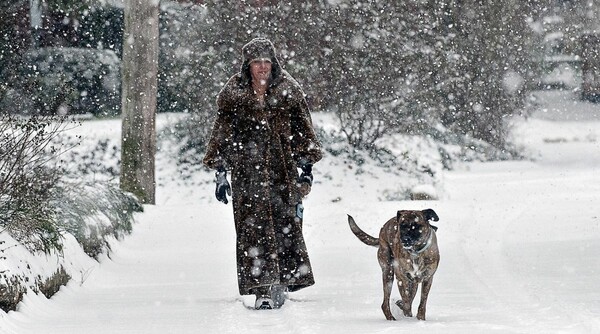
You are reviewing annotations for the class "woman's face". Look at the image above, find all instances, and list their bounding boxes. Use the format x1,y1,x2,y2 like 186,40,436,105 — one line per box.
250,59,272,86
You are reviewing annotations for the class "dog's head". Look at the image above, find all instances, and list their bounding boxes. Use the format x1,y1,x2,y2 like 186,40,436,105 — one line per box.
397,209,439,249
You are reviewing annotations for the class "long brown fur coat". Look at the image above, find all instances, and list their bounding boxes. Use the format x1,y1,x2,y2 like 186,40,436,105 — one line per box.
203,65,322,295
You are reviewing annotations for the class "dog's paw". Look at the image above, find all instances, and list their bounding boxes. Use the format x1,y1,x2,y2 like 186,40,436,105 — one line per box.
382,305,396,321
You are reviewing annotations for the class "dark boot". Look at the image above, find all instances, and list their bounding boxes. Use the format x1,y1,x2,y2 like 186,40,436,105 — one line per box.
254,286,274,310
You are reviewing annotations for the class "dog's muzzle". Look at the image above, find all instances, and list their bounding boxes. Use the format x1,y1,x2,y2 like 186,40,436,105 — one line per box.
401,229,423,248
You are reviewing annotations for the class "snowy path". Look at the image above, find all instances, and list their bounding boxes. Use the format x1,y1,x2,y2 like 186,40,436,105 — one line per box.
1,99,600,333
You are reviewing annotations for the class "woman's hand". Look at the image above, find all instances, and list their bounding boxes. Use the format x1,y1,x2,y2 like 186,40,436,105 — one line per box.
297,159,313,197
215,169,231,204
298,160,313,186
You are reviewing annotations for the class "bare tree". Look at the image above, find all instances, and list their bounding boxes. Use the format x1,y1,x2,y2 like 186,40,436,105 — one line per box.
120,0,159,204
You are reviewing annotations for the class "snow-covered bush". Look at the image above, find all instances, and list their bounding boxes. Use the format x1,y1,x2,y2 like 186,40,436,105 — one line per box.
0,115,142,311
5,47,120,116
0,116,141,251
54,182,142,258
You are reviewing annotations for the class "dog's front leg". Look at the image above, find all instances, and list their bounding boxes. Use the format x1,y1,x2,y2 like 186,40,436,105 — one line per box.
378,245,395,320
397,277,415,317
416,277,433,320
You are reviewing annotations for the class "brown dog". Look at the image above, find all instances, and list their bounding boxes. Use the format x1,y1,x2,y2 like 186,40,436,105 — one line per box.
347,209,440,321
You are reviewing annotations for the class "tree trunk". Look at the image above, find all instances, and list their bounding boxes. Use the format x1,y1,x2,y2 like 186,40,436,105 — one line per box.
120,0,159,204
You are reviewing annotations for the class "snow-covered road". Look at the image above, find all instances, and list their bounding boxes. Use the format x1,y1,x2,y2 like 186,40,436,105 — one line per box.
1,91,600,333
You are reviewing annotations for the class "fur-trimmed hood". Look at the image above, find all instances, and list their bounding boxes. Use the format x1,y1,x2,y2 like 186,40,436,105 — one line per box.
238,37,284,88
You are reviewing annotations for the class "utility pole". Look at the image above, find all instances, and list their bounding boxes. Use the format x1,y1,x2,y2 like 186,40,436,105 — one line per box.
120,0,159,204
29,0,42,47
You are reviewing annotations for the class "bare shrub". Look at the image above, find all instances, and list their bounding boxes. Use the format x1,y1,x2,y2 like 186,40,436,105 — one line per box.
335,105,393,151
0,115,77,252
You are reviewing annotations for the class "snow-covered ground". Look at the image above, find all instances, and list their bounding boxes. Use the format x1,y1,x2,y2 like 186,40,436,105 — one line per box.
1,90,599,333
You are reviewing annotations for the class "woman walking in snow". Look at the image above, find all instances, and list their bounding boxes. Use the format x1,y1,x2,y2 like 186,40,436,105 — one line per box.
203,38,322,310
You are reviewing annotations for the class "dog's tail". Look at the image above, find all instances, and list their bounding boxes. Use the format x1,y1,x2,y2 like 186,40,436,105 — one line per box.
347,214,379,247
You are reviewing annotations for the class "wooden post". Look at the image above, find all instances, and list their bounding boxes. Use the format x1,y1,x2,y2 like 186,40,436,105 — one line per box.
581,33,600,102
120,0,159,204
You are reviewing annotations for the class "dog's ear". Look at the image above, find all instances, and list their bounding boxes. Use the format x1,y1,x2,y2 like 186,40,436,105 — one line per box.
422,209,439,222
396,210,406,222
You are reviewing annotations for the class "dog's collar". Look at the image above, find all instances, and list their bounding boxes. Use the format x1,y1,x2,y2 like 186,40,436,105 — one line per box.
408,228,435,255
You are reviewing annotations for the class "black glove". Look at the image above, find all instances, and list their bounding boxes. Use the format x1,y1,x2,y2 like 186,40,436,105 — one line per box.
298,160,313,186
215,168,231,204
